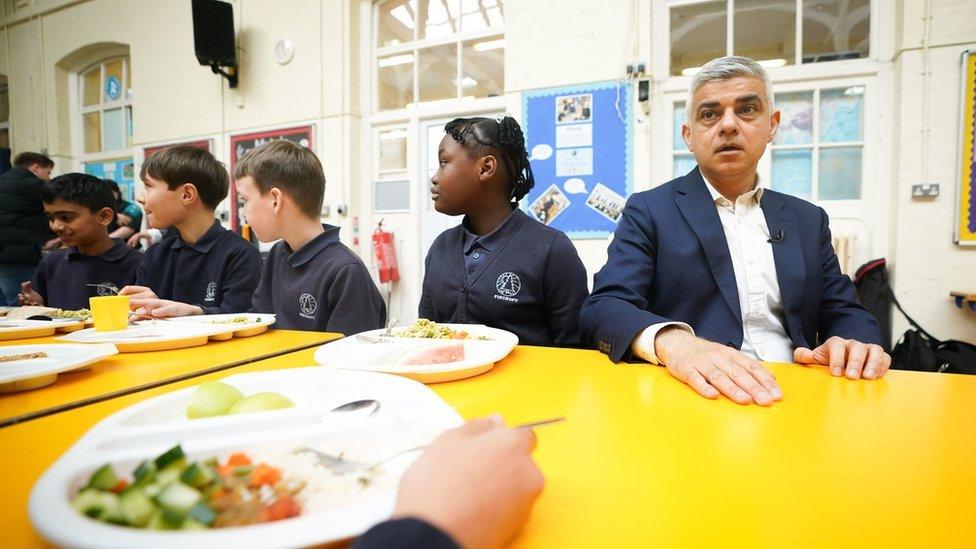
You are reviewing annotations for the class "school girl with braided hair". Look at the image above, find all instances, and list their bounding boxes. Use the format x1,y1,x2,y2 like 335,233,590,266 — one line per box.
419,116,588,347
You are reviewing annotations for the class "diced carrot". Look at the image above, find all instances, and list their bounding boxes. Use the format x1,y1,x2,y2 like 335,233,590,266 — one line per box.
260,495,301,522
217,464,236,477
248,463,282,487
110,479,129,494
226,453,252,467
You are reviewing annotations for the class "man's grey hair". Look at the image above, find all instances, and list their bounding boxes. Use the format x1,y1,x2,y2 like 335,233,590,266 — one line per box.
686,56,774,118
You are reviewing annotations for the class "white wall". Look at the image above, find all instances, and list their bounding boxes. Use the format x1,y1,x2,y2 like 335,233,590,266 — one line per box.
889,0,976,343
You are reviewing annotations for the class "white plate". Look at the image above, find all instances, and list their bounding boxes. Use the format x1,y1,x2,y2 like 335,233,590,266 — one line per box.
0,344,118,392
56,322,233,352
0,318,58,340
29,368,462,549
314,324,518,383
163,313,277,339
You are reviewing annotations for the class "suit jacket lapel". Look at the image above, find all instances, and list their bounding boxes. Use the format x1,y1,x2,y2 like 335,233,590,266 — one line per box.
674,170,742,324
761,190,805,342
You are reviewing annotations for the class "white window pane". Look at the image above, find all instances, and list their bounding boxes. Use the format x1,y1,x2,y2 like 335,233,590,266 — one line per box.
125,59,133,100
673,102,688,151
378,54,414,110
461,0,503,33
670,1,726,76
673,154,697,178
819,146,861,199
461,38,504,98
378,0,417,47
379,129,408,173
772,149,812,199
103,107,124,151
734,0,795,66
775,92,814,145
419,0,459,40
83,111,101,153
819,87,863,143
418,44,457,102
374,180,411,211
802,0,869,63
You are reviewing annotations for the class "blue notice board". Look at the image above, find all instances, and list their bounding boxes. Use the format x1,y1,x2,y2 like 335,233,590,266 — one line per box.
521,81,632,239
85,158,136,201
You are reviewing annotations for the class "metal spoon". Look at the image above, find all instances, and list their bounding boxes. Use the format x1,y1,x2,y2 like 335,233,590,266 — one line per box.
329,399,380,417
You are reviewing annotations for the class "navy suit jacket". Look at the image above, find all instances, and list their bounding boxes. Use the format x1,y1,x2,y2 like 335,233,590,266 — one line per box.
580,168,883,362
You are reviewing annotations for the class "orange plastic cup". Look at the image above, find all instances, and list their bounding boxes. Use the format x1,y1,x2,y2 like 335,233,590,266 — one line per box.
89,295,130,332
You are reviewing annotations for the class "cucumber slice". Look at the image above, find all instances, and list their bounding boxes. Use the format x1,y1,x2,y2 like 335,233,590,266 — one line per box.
72,489,121,522
143,481,164,499
154,445,185,471
156,482,201,514
180,462,215,488
86,464,118,491
154,467,181,486
133,460,156,486
186,501,217,526
119,488,155,527
182,517,208,530
147,508,184,530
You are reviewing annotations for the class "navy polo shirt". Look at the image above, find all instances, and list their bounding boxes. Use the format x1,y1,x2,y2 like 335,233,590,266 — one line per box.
419,208,589,347
135,220,261,314
251,224,386,335
34,239,143,310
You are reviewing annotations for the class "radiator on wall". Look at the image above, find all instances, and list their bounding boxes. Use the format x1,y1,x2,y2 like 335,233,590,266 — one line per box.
832,233,858,276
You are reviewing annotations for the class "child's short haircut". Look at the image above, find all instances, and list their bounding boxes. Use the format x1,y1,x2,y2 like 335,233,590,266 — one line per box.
14,151,54,169
140,146,229,210
233,140,325,218
41,173,115,213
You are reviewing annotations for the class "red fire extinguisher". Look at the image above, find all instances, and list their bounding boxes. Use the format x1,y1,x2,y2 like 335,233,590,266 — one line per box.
372,220,400,283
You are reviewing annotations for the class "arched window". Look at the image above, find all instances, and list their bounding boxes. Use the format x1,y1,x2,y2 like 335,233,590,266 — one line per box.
76,56,136,200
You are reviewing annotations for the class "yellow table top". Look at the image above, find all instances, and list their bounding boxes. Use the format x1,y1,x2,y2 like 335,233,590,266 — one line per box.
3,345,976,547
0,329,340,428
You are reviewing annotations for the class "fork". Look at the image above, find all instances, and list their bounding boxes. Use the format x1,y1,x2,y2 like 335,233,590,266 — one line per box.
86,283,120,295
299,417,565,475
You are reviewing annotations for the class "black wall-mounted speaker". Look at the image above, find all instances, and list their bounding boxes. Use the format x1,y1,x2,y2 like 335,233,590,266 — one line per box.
192,0,236,67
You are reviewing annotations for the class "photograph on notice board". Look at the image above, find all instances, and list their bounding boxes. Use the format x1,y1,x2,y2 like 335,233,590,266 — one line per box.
585,182,625,223
556,93,592,124
529,184,571,225
955,50,976,245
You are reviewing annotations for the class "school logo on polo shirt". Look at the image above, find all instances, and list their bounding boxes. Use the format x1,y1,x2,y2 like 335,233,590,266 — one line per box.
299,292,318,319
494,272,521,303
205,281,217,302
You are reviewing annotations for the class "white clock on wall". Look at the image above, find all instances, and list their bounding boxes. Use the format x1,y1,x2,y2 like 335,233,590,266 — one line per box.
275,39,295,65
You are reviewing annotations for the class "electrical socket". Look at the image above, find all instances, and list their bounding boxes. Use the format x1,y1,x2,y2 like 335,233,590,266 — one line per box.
912,183,939,198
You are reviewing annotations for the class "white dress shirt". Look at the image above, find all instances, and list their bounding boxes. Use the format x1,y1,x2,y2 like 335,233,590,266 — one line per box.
631,176,795,364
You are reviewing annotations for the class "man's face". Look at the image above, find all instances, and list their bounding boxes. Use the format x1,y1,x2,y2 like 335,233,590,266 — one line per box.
29,164,53,181
682,76,780,183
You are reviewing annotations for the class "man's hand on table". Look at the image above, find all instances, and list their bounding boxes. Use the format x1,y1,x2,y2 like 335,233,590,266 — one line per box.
654,327,783,406
793,336,891,380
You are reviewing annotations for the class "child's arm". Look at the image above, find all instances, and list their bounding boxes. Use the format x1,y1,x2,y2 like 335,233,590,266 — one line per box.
130,299,202,318
542,234,590,347
325,264,387,335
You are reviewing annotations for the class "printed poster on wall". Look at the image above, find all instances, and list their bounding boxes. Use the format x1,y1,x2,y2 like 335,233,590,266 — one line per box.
521,81,632,239
956,50,976,246
228,126,314,232
84,158,135,202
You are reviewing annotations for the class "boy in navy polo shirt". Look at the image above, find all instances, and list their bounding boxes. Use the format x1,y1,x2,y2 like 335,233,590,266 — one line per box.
420,117,588,347
119,146,261,317
18,173,142,310
234,140,386,334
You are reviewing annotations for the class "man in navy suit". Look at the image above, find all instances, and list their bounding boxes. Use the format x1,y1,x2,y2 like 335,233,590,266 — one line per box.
581,56,889,406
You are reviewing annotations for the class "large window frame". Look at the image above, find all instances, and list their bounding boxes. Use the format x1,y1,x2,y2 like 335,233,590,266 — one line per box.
72,56,134,166
372,0,506,113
